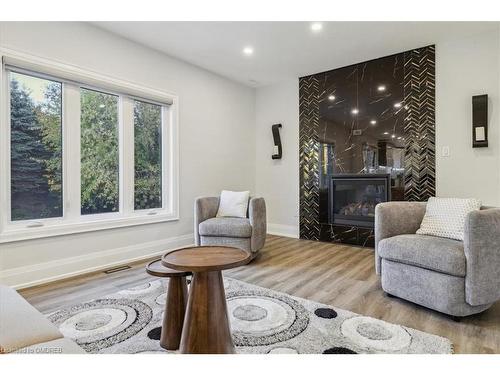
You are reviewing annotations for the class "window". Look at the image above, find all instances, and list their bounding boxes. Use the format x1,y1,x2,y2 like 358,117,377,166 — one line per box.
9,72,63,221
134,100,162,210
1,54,178,243
80,89,119,215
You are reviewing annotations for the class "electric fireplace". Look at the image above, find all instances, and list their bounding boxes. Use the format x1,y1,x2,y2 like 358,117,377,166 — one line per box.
329,174,391,228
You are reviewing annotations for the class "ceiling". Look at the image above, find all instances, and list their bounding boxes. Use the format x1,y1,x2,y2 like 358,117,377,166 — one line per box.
93,22,498,88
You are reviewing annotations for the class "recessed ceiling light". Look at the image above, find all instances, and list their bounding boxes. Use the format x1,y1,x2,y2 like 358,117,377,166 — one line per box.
311,22,323,32
370,120,377,125
99,104,105,108
394,102,402,109
383,132,389,135
328,95,336,101
377,85,386,92
351,108,359,115
397,136,402,140
242,46,254,56
391,134,396,138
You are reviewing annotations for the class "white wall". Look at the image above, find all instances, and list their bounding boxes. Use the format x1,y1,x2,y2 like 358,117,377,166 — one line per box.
0,22,256,288
254,28,500,234
435,30,500,204
255,80,299,237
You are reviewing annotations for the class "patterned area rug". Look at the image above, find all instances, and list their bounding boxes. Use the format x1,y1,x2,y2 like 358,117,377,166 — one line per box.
47,277,453,354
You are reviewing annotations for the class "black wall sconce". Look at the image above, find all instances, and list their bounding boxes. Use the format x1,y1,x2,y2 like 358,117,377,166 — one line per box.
472,94,488,148
271,123,282,159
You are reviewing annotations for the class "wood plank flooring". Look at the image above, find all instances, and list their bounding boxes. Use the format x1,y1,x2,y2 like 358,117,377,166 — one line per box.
19,235,500,354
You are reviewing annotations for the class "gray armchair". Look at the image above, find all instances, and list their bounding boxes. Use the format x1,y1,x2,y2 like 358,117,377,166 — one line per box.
194,196,266,259
375,202,500,318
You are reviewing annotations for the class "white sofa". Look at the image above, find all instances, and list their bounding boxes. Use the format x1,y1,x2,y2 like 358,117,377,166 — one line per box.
0,284,84,354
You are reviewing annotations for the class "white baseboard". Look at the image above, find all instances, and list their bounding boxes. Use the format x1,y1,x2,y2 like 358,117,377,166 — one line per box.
0,233,194,290
267,223,299,238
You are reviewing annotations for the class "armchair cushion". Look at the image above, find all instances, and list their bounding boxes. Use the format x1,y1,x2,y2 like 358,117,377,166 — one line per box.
13,338,85,354
249,197,266,252
464,208,500,306
0,285,63,353
199,217,252,238
374,201,427,274
194,197,220,246
378,234,466,277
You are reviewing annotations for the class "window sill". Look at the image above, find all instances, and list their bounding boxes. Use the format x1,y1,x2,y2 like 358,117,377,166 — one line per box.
0,213,179,244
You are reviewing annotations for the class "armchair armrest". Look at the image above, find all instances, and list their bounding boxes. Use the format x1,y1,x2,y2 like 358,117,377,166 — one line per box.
194,197,219,245
249,197,267,252
464,208,500,306
374,201,427,274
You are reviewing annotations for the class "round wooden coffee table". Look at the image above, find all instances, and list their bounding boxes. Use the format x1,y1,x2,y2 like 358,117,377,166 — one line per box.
162,246,250,354
146,259,191,350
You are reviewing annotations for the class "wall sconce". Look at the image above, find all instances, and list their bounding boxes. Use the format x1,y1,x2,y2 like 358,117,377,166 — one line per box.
472,94,488,148
272,124,282,159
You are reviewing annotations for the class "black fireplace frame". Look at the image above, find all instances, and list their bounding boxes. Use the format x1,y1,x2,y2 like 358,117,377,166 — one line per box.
329,174,391,228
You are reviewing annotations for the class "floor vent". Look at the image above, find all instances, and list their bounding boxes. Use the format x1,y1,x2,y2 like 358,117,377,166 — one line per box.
103,265,132,274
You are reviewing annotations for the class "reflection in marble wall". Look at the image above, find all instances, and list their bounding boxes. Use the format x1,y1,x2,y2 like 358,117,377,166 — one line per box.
299,46,435,246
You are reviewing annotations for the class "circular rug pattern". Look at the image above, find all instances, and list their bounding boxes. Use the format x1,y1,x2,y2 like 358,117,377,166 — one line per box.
147,327,162,340
314,308,337,319
268,347,299,354
233,304,268,321
49,298,152,353
155,292,167,306
323,347,357,354
118,280,162,296
131,349,168,354
341,316,411,351
226,290,309,347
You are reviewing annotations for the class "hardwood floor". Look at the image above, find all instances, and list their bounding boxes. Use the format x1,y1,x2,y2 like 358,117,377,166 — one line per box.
19,235,500,354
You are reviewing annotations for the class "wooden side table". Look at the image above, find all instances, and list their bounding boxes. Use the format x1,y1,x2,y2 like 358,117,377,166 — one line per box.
162,246,250,354
146,259,191,350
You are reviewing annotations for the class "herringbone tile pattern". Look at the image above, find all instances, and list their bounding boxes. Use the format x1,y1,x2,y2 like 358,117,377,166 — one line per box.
403,45,436,201
299,75,321,240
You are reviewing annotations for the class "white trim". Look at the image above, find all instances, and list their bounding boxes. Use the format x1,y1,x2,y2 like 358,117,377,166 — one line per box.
0,233,194,290
169,97,180,221
1,48,175,106
0,213,180,243
267,223,299,238
0,57,9,240
163,99,180,217
121,97,135,214
64,83,81,221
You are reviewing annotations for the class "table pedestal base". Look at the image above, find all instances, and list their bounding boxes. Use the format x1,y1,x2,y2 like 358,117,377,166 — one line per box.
160,276,188,350
180,271,235,354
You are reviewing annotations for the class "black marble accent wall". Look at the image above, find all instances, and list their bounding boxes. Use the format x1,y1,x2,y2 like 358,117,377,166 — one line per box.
299,45,435,246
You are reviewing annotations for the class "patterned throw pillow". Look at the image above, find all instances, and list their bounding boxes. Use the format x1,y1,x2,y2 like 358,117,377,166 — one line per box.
416,197,481,241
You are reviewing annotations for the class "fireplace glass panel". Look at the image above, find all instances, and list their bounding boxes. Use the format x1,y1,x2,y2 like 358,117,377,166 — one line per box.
330,177,388,227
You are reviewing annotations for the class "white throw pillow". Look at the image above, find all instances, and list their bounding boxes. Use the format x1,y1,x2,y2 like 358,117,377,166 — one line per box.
216,190,250,218
416,197,481,241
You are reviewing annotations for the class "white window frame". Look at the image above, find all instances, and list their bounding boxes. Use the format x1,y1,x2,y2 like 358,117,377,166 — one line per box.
0,49,179,243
